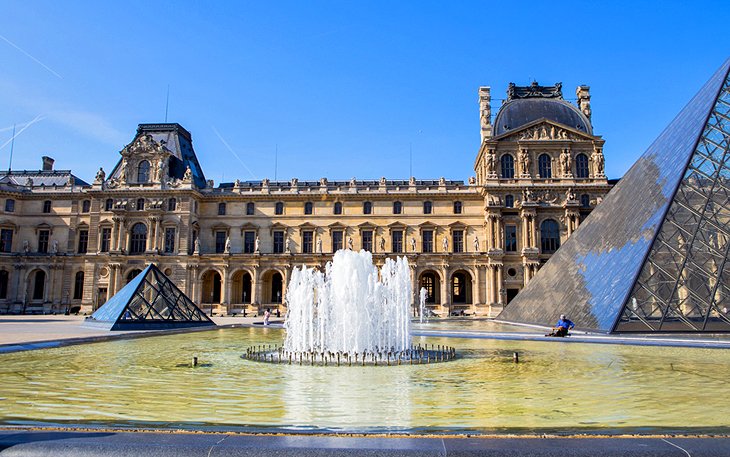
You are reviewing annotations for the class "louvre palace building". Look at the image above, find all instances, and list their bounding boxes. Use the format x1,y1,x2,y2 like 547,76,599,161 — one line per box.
0,82,613,317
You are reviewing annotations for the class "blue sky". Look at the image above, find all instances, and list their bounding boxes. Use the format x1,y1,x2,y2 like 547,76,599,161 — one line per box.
1,1,727,184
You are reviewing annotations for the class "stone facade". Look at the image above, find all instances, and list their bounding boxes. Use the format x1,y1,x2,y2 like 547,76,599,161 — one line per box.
0,83,612,317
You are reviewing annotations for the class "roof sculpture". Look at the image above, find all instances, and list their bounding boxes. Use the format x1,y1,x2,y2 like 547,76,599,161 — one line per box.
498,58,730,333
85,264,214,331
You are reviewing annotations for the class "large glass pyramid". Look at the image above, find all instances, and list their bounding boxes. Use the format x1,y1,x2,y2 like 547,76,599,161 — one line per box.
498,59,730,333
85,264,215,331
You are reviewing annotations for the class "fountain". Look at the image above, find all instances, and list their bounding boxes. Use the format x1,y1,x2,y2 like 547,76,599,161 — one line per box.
243,249,455,365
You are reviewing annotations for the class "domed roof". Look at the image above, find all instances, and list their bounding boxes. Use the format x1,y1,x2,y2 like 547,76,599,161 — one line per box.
493,82,592,137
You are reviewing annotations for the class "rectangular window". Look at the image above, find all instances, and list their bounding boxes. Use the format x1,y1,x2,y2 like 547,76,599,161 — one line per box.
164,228,176,253
302,231,313,254
392,230,403,253
99,228,111,253
0,229,12,253
5,199,14,212
215,231,227,253
273,231,284,254
422,230,433,253
38,230,50,254
453,230,464,253
77,230,88,254
332,230,343,252
505,225,517,252
361,230,373,252
243,231,256,253
43,200,52,213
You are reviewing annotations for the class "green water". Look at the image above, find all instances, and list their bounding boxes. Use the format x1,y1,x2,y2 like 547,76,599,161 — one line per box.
1,326,729,434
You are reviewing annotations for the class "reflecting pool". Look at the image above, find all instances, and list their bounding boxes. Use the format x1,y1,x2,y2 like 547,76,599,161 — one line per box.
1,326,729,434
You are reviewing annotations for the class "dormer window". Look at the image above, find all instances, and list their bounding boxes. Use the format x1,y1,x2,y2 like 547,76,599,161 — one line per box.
218,202,227,216
136,198,145,211
43,200,52,213
137,160,151,183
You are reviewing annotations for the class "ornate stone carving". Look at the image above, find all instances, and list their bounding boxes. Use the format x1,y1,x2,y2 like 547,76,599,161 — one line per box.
442,236,449,252
94,167,106,184
473,236,480,252
182,166,193,183
566,187,576,201
516,124,571,141
560,149,572,177
507,81,563,100
593,148,605,176
485,150,497,177
410,237,416,252
518,148,531,177
468,176,476,185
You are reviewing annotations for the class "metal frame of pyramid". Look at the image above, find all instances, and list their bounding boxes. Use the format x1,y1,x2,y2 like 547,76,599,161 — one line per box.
497,59,730,333
84,264,215,331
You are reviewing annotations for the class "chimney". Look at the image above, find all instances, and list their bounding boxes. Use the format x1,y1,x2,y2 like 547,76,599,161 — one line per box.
42,156,54,171
479,86,492,142
576,85,591,122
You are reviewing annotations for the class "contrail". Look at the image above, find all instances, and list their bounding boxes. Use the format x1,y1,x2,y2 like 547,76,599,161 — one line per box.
212,126,257,180
0,114,44,151
0,33,63,79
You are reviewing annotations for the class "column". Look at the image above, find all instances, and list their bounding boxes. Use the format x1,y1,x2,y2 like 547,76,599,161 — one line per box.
496,264,504,305
440,268,449,315
222,265,230,313
474,265,483,306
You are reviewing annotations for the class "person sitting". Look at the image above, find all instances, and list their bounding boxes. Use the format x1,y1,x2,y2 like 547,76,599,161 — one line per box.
547,314,575,337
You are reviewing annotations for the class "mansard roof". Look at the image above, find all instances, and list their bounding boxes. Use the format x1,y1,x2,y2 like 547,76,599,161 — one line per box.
0,170,89,190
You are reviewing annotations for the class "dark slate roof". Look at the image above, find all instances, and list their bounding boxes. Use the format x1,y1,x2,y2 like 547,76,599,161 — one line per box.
0,170,90,190
494,98,592,136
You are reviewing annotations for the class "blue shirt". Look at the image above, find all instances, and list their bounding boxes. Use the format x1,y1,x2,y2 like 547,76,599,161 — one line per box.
556,318,575,329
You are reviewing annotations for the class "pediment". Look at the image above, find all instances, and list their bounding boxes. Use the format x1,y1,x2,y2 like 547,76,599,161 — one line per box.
328,222,348,229
418,220,437,228
357,222,376,229
494,119,595,142
121,133,173,158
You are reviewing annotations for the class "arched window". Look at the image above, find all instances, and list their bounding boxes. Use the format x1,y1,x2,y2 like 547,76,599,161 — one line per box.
136,198,145,211
334,202,343,215
505,194,514,208
137,160,151,183
540,219,561,253
393,201,402,214
81,200,91,213
538,154,552,178
0,270,8,299
304,202,313,215
580,194,591,208
363,201,372,215
423,201,432,214
129,223,147,254
43,200,52,213
218,202,226,215
167,198,177,211
575,153,590,178
275,202,284,215
32,270,45,300
453,201,462,214
105,198,114,211
246,202,255,215
126,269,142,284
500,154,515,179
73,271,84,300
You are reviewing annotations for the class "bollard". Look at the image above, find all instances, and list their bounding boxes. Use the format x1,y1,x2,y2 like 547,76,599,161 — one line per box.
192,356,198,367
513,352,519,363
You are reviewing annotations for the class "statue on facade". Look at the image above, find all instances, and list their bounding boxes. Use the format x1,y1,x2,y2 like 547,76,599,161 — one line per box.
156,158,167,182
473,236,480,252
486,151,496,176
411,237,416,252
25,177,33,187
566,187,576,201
409,176,416,186
285,236,292,253
347,237,354,250
94,167,106,184
182,166,193,183
379,237,386,252
351,177,357,187
379,177,387,186
254,236,260,253
193,238,200,255
519,148,530,176
224,236,231,254
316,237,322,254
468,176,476,185
593,149,605,176
560,149,572,176
119,160,127,185
23,240,29,254
50,239,58,255
442,236,449,253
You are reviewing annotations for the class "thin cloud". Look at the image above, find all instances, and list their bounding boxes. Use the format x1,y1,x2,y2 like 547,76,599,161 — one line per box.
0,115,44,151
212,126,257,180
0,33,62,79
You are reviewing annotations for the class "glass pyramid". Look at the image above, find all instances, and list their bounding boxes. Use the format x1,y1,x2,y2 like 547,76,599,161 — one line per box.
85,264,215,331
498,59,730,333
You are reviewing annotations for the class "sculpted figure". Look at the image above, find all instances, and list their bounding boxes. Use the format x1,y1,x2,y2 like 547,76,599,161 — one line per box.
183,166,193,182
560,150,572,176
347,237,354,250
519,149,530,176
95,167,106,183
254,236,260,253
193,238,200,254
285,236,292,253
486,151,496,175
473,236,480,252
23,240,29,254
379,237,385,252
224,236,231,254
593,149,605,176
50,239,58,254
442,236,449,253
411,237,416,252
316,237,322,254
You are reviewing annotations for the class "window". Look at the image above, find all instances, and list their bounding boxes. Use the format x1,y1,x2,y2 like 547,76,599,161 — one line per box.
505,225,517,252
505,194,514,208
77,229,88,254
32,270,45,300
38,230,50,254
393,201,402,214
332,230,343,252
363,201,372,215
302,231,313,253
168,198,177,211
501,154,515,179
361,230,373,252
246,202,255,215
243,231,256,253
422,230,433,253
580,194,591,208
105,198,114,211
275,202,284,215
0,229,12,253
538,154,552,178
392,230,403,253
453,201,462,214
218,202,226,215
423,201,432,214
43,200,52,213
575,153,590,178
73,271,84,300
540,219,561,253
452,230,464,253
130,223,147,254
137,160,150,183
81,200,90,213
100,228,111,253
334,202,343,215
136,198,145,211
215,231,227,253
273,231,285,253
5,199,14,212
0,270,7,299
304,202,313,215
164,228,176,253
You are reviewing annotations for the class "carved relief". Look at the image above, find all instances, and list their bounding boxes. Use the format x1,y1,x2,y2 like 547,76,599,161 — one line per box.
515,124,572,141
592,148,605,176
518,148,531,177
560,149,572,177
